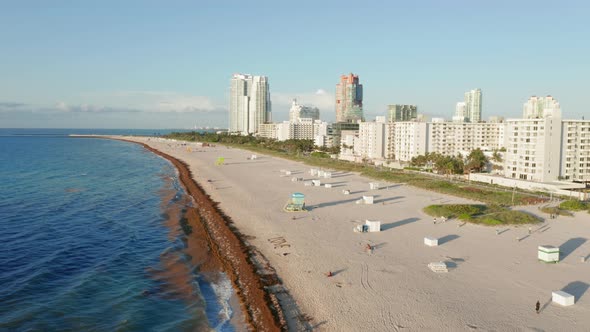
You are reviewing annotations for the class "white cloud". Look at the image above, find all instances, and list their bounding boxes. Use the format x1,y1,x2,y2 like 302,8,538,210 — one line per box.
54,91,222,113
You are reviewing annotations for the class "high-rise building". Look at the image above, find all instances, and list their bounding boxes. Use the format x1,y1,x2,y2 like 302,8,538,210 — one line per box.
387,104,417,122
464,89,482,123
289,99,320,123
522,95,560,119
453,102,467,122
229,74,271,134
335,73,363,123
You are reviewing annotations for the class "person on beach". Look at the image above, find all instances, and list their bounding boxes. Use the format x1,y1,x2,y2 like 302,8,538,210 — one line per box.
536,300,540,314
327,271,333,277
433,218,437,225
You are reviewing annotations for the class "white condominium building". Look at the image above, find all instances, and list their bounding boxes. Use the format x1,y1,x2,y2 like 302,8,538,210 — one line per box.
357,116,387,160
561,120,590,182
428,121,504,157
229,74,271,134
464,89,482,123
257,123,278,140
386,121,428,162
503,109,562,182
257,119,328,142
522,96,560,119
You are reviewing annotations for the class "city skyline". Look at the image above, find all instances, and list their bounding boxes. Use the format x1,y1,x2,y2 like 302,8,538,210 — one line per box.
1,1,589,128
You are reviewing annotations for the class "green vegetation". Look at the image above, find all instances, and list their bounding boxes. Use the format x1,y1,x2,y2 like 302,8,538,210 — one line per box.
310,151,330,158
423,204,542,225
164,132,546,206
465,148,489,173
540,206,574,217
559,200,589,211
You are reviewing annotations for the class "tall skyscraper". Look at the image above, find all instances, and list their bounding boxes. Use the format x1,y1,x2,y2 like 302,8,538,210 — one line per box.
289,99,320,123
335,73,363,123
463,89,482,123
522,95,560,119
229,74,271,134
387,104,417,122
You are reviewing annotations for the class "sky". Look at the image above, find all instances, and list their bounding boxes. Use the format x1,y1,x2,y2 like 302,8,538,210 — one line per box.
1,0,589,129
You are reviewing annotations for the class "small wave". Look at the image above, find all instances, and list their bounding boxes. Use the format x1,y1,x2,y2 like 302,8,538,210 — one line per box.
209,274,234,331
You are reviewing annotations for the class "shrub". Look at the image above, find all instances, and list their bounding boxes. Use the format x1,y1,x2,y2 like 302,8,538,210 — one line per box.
310,151,330,158
559,200,588,211
458,213,472,220
479,217,503,225
540,206,574,217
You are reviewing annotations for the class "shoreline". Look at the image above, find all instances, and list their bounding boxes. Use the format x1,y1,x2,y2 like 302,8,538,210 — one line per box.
80,136,288,331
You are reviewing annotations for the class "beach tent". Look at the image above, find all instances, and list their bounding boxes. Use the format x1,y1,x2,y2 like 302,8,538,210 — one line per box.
369,182,380,190
324,184,332,188
324,172,332,178
342,189,351,195
312,180,321,186
216,157,225,166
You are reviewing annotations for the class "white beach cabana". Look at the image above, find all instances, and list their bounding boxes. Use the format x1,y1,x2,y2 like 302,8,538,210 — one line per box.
552,291,575,306
369,182,380,190
365,220,381,232
424,237,439,247
428,262,448,273
538,245,559,263
362,195,374,204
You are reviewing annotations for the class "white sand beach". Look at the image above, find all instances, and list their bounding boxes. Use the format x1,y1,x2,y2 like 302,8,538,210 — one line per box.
128,137,590,331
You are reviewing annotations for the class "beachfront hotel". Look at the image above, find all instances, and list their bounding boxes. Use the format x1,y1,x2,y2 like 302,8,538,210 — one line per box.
335,73,364,123
229,74,271,135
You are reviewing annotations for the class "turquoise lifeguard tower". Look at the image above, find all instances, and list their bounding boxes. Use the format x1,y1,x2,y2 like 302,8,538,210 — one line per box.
284,192,306,212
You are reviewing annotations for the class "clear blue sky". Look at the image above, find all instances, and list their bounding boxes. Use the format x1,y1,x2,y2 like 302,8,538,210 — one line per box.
1,0,588,128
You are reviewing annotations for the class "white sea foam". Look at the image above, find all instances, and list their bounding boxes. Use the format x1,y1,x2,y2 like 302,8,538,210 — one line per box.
210,274,234,331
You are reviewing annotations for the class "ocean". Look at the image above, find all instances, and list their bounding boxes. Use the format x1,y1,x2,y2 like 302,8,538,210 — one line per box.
0,129,238,331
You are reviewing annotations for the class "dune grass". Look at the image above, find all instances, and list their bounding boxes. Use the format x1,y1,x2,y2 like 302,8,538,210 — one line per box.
423,204,542,226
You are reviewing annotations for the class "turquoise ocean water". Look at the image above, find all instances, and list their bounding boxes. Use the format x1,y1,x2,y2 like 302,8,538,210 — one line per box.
0,129,237,331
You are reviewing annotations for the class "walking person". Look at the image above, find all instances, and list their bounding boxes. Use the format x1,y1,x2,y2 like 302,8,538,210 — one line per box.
536,300,540,314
